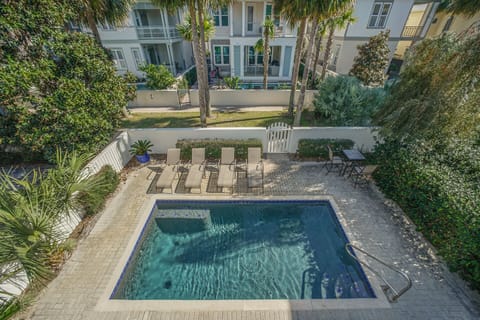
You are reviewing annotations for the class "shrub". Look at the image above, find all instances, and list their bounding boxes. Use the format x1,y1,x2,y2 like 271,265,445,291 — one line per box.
184,67,197,87
297,139,354,159
314,75,387,126
224,76,241,89
373,138,480,290
77,165,120,216
176,139,262,161
140,64,176,89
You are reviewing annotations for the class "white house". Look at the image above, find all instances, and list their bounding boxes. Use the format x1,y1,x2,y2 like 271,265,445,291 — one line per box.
209,0,297,82
95,0,194,78
325,0,440,75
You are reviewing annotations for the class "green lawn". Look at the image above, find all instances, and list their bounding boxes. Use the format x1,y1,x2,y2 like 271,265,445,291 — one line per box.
121,111,328,128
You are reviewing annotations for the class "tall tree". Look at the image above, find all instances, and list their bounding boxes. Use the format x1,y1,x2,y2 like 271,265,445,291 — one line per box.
255,19,275,89
78,0,135,43
349,30,390,86
310,21,327,88
440,0,480,16
320,9,356,81
293,0,355,126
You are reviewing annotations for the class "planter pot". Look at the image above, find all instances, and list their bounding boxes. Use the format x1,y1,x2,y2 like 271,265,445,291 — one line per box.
135,153,150,163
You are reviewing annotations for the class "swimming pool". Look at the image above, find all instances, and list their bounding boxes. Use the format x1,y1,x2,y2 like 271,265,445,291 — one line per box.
111,200,375,301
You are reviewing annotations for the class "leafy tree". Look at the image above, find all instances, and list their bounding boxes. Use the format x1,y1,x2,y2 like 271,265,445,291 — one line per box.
374,33,480,141
255,19,275,89
320,9,356,81
349,30,391,86
314,75,387,126
439,0,480,16
0,32,132,161
140,64,177,89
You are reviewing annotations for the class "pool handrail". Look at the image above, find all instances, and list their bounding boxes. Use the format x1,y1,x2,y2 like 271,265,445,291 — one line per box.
345,243,412,303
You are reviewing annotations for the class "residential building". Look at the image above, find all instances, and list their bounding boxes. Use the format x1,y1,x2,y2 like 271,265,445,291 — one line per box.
95,1,194,78
324,0,440,75
209,0,297,82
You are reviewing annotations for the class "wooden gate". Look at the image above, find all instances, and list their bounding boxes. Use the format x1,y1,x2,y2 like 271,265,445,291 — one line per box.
266,122,292,153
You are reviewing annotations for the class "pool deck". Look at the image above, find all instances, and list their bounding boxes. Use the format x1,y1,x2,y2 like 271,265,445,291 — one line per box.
26,159,480,319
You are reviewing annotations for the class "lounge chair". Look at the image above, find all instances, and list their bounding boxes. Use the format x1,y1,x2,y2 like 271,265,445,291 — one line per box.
156,148,181,193
247,147,264,192
350,165,378,188
217,147,236,193
184,148,206,193
324,145,344,175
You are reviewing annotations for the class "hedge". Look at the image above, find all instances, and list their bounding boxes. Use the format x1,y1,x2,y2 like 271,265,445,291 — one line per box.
297,139,354,159
373,139,480,290
176,139,262,161
78,165,120,216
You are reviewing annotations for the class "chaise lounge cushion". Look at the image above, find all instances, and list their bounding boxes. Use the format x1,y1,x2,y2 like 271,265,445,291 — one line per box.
218,164,235,188
247,163,262,188
185,164,204,188
156,166,176,188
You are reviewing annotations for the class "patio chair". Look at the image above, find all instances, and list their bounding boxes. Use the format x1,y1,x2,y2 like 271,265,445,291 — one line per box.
156,148,181,193
184,148,206,193
350,165,378,188
217,147,236,193
247,147,264,192
323,145,344,175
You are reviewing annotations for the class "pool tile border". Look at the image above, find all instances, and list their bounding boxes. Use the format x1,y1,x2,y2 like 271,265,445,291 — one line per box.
96,195,391,312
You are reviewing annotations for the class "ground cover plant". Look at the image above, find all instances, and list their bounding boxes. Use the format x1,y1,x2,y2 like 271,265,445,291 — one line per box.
313,75,387,126
121,111,329,128
176,139,262,161
373,33,480,290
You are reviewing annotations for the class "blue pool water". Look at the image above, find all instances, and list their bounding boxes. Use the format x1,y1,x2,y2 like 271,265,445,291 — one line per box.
112,200,375,300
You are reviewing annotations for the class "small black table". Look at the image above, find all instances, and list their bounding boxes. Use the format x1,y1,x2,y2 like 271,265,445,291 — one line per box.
341,149,366,175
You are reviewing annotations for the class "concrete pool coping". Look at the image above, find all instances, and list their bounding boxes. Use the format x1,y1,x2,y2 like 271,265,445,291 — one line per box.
96,195,391,312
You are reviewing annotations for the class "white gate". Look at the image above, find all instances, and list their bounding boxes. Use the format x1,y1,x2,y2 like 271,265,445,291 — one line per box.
266,122,292,153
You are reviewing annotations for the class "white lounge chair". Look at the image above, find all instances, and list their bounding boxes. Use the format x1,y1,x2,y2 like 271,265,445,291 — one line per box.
156,148,181,193
217,147,236,193
247,147,264,192
184,148,206,193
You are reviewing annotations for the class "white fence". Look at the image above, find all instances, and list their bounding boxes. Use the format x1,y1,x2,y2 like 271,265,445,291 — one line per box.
129,89,317,108
84,132,132,176
127,127,378,153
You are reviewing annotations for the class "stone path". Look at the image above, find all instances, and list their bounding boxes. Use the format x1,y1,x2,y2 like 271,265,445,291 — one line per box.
25,160,480,319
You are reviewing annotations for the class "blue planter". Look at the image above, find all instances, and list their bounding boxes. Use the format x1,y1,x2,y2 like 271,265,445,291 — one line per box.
135,153,150,163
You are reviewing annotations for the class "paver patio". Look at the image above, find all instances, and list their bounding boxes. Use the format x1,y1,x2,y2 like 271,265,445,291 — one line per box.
25,159,480,319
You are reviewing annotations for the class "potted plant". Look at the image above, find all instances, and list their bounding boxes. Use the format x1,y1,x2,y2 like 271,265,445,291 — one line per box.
129,139,153,163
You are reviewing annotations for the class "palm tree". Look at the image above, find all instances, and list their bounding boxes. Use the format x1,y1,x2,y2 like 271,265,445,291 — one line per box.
293,0,355,126
254,19,275,89
310,21,328,88
320,9,356,81
78,0,136,43
441,0,480,16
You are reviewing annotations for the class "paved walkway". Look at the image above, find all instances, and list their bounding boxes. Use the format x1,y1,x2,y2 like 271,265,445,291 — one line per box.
26,160,480,319
128,106,287,113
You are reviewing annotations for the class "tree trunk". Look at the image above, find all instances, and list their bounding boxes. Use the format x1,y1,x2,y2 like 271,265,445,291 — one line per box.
197,0,211,118
188,2,206,127
86,10,102,44
288,18,307,117
294,19,319,127
320,26,335,81
263,30,270,89
310,32,323,88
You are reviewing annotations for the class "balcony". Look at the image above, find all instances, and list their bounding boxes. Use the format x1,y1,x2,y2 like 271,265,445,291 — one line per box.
401,25,424,39
136,26,180,40
244,66,280,77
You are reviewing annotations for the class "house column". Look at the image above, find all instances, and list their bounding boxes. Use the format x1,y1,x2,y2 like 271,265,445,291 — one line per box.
162,9,170,38
279,45,284,78
230,3,234,36
242,1,245,37
167,43,176,75
240,45,245,77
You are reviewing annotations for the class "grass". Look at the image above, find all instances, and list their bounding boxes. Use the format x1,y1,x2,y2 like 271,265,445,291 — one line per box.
121,111,329,128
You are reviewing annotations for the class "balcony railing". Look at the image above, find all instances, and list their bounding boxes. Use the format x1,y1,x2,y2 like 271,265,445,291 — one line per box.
244,66,280,77
401,25,424,38
136,26,180,40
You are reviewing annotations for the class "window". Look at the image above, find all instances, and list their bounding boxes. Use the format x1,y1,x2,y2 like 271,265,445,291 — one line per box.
110,48,127,69
368,1,392,28
247,46,273,65
265,4,272,19
131,48,142,69
214,46,230,65
265,4,280,26
101,22,116,31
213,6,229,26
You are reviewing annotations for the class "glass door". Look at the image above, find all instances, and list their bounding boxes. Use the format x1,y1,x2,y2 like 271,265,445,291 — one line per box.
247,6,254,32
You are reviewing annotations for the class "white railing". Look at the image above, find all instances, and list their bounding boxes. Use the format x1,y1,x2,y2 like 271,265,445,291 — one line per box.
136,26,180,39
